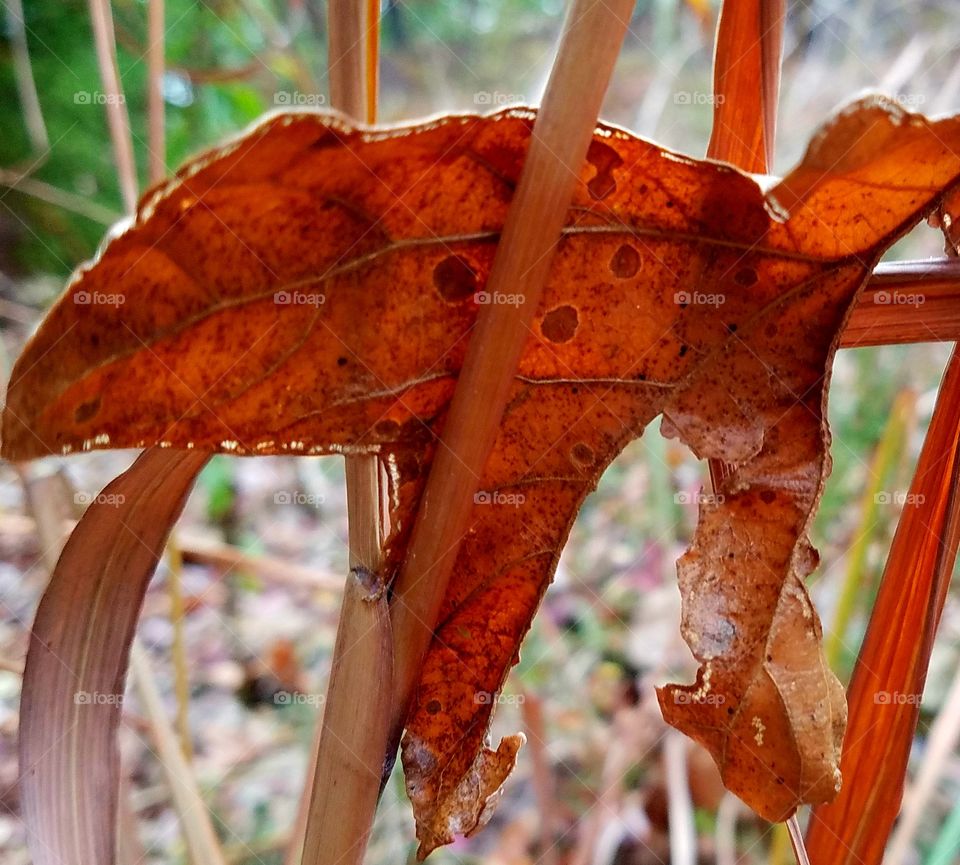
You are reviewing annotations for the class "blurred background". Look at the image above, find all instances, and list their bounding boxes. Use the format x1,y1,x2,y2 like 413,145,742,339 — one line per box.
1,0,960,863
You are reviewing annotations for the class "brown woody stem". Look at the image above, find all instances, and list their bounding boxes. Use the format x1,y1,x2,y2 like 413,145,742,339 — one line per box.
385,0,635,784
844,259,960,347
297,4,390,865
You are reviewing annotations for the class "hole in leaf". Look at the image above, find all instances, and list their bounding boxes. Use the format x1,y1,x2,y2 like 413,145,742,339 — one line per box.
433,255,477,302
586,139,623,200
609,244,641,278
541,305,579,343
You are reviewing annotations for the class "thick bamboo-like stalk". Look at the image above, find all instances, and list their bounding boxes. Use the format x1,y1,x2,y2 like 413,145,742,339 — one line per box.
386,0,636,765
298,5,390,865
842,259,960,347
300,457,392,865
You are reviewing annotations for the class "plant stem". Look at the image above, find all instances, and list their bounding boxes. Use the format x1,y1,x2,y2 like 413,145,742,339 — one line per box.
166,532,193,759
147,0,165,184
385,0,635,781
844,259,960,347
298,5,389,865
87,0,138,212
301,458,392,865
130,642,226,865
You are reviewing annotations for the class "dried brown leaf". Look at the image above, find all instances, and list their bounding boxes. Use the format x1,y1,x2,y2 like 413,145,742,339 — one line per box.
5,98,960,849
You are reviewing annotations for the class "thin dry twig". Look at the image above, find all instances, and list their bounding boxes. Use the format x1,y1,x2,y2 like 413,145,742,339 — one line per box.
130,643,227,865
87,0,138,212
147,0,165,184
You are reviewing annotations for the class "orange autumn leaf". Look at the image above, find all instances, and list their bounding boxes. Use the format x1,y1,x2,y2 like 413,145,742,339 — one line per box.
5,97,960,853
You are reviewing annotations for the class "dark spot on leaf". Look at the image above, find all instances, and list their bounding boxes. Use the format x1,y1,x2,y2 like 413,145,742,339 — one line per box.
541,305,579,343
375,419,401,438
727,323,738,333
760,490,777,504
74,397,101,424
337,356,348,367
609,244,641,278
735,267,758,286
433,255,477,302
571,442,595,466
678,344,689,357
426,699,441,715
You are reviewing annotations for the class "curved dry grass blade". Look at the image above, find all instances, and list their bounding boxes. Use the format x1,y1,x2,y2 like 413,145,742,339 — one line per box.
806,345,960,865
19,447,207,865
707,0,785,173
